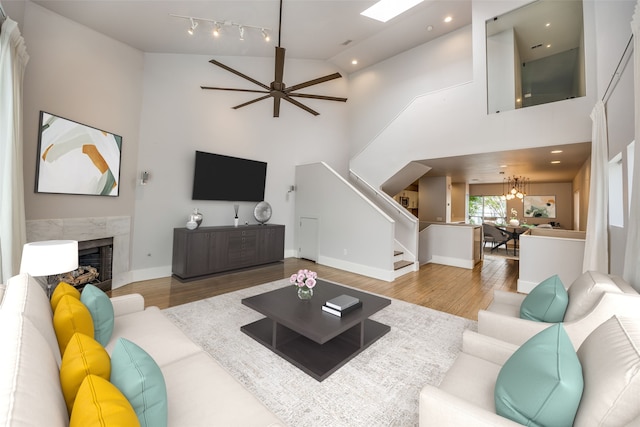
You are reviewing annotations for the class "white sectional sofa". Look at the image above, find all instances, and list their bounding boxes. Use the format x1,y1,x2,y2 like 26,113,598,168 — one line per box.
478,271,640,349
0,273,284,427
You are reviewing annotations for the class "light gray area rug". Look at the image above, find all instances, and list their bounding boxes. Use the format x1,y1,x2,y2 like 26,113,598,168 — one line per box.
163,279,477,427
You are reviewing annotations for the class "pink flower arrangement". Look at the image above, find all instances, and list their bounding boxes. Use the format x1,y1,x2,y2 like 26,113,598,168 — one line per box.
289,269,317,290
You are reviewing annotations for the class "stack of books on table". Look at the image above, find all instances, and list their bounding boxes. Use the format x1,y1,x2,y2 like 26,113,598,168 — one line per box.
322,294,362,317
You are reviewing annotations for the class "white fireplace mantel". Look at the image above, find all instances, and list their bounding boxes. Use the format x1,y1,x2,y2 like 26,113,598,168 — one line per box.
26,216,130,289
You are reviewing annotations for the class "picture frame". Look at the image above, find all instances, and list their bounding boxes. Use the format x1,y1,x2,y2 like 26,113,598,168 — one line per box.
524,195,556,218
35,111,122,196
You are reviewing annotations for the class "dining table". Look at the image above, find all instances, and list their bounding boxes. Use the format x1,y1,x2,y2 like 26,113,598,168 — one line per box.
496,225,530,256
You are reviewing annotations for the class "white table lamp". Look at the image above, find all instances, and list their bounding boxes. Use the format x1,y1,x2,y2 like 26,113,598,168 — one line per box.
20,240,79,296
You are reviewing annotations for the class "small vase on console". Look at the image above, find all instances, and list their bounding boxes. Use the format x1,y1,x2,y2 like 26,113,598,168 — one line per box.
509,219,520,227
190,208,203,228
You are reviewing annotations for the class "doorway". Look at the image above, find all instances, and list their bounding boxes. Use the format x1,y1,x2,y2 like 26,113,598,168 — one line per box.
299,217,318,262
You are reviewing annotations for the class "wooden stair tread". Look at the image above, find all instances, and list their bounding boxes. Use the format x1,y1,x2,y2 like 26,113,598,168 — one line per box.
394,250,403,256
394,260,413,270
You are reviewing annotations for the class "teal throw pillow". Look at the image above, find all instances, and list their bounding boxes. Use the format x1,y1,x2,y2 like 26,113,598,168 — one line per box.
495,324,583,427
110,338,168,427
80,284,114,346
520,274,568,322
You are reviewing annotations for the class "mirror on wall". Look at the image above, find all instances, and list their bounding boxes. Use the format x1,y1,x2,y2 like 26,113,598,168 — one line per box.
486,0,585,114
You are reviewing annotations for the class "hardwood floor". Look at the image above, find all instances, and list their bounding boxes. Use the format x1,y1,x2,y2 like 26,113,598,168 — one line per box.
110,255,519,320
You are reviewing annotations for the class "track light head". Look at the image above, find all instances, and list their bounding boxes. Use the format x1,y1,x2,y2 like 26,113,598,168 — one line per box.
261,28,270,42
239,26,245,41
188,18,198,35
213,23,221,37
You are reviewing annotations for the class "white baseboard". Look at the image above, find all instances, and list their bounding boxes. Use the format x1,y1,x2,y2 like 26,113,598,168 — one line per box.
113,265,172,289
429,255,475,270
318,255,394,282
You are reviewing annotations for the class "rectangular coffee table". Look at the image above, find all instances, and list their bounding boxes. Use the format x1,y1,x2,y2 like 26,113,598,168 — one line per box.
241,279,391,381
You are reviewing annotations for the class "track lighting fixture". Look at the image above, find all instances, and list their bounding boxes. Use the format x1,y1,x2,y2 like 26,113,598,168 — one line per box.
170,14,271,43
187,18,198,35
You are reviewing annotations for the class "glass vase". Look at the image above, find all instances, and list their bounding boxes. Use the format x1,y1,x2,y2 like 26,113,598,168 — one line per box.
297,287,313,300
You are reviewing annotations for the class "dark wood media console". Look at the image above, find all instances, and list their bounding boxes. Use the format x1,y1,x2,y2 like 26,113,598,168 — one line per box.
172,224,284,280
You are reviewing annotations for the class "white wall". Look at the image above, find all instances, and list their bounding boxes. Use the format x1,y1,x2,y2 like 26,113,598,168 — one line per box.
349,0,597,190
131,53,349,280
295,163,395,281
18,2,144,222
348,25,474,158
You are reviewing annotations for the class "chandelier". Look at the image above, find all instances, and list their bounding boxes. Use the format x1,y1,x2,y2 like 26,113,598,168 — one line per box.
503,176,529,200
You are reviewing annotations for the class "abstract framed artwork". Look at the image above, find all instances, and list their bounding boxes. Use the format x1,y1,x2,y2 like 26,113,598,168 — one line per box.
524,195,556,218
35,111,122,196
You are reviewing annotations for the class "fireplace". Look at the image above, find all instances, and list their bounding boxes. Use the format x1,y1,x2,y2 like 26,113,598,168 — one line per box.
59,237,113,292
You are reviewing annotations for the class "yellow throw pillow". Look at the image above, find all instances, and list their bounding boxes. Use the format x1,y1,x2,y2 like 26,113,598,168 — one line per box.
53,295,94,355
50,282,80,312
60,332,111,414
70,375,141,427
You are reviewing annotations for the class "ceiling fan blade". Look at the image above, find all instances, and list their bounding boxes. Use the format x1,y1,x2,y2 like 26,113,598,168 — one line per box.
232,94,272,110
285,72,342,93
209,59,270,90
200,86,270,95
274,47,286,84
282,95,319,116
288,93,348,102
273,97,281,118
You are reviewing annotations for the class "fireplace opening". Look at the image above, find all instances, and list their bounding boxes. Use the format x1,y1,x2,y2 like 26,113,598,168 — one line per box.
59,237,113,292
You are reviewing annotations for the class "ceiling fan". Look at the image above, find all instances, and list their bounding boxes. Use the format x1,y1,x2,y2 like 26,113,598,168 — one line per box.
200,0,347,117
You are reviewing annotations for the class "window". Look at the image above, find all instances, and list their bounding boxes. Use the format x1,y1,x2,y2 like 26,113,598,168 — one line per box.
469,195,507,225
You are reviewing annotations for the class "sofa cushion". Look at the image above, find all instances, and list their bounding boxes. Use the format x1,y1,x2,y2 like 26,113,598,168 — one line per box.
111,338,168,427
70,374,140,427
161,351,284,426
106,306,202,367
564,271,622,322
81,284,114,345
53,294,94,355
495,324,583,427
575,316,640,425
51,282,80,312
1,273,61,364
0,311,68,427
60,332,111,413
519,274,568,322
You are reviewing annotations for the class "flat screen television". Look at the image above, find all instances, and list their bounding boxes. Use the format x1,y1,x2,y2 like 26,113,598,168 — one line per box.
192,151,267,202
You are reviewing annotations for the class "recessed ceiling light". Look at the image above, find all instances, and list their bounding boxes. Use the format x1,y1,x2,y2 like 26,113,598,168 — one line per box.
546,44,551,48
361,0,424,23
426,25,433,31
500,165,508,168
551,160,561,164
551,150,563,154
444,16,453,23
351,59,358,65
546,22,551,27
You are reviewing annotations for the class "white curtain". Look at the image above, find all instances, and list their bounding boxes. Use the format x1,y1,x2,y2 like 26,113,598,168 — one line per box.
583,100,609,273
625,3,640,290
0,17,29,283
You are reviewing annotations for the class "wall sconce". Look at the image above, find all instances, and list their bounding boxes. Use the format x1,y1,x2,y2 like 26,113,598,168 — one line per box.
140,171,150,185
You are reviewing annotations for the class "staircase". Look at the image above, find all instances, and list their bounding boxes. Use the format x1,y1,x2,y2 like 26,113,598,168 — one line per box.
394,248,416,279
